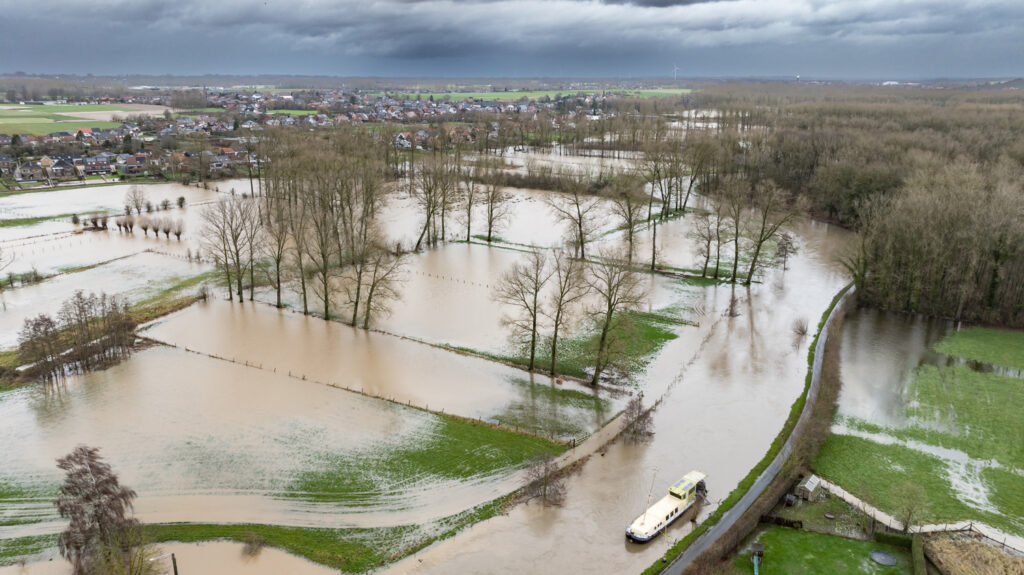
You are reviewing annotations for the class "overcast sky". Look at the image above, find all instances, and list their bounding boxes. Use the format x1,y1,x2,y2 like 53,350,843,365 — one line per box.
3,0,1022,79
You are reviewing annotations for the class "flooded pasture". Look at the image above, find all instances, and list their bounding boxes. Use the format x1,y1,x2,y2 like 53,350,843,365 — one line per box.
0,541,337,575
0,344,572,536
0,251,208,348
376,242,690,355
0,179,255,275
142,298,619,436
383,217,856,574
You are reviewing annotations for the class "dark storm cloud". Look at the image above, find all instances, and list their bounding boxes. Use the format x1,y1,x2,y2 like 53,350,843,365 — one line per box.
2,0,1022,77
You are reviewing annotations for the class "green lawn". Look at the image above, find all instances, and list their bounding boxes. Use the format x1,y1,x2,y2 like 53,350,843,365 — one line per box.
625,89,694,98
934,327,1024,370
0,105,131,135
0,213,79,228
816,324,1024,536
0,535,56,566
814,434,1023,535
732,527,912,575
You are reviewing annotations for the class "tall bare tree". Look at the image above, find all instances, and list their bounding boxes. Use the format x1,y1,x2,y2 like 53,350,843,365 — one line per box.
607,171,647,262
745,181,798,285
545,249,588,376
548,170,603,259
361,246,407,329
494,249,551,371
482,168,511,243
587,251,647,385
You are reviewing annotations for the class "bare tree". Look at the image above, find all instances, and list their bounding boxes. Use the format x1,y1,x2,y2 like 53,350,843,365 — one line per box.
124,186,146,215
461,163,479,242
549,170,604,259
775,232,797,270
494,249,551,371
587,251,647,385
688,210,715,277
607,171,647,262
54,445,143,575
623,395,654,443
523,453,566,506
361,246,407,329
172,219,184,241
482,168,511,243
745,181,799,285
261,197,290,308
545,249,588,376
723,179,747,282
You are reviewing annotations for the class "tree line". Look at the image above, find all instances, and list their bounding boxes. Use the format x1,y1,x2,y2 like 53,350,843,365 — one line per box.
18,291,135,381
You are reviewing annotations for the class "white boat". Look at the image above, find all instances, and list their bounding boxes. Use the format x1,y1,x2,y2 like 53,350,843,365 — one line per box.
625,470,707,543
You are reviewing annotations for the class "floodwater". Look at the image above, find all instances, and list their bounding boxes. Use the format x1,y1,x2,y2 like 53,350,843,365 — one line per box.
0,541,336,575
383,217,855,575
379,242,689,355
0,251,208,349
0,344,558,536
376,185,618,249
835,308,953,427
142,299,619,430
0,179,254,275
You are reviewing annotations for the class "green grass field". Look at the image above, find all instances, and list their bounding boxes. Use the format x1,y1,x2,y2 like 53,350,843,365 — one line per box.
815,325,1024,536
731,527,912,575
0,105,129,135
453,306,681,383
934,327,1024,370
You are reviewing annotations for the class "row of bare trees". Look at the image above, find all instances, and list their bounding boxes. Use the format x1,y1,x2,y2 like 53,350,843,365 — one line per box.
203,129,407,328
18,291,135,381
495,248,647,385
687,179,801,284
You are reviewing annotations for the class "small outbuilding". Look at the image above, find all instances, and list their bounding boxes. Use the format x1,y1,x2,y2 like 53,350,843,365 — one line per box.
795,474,821,500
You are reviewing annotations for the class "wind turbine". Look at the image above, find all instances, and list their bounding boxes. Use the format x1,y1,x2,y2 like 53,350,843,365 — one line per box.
673,64,680,81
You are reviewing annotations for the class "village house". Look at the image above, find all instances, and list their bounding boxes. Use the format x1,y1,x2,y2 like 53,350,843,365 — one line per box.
14,162,45,181
0,153,14,173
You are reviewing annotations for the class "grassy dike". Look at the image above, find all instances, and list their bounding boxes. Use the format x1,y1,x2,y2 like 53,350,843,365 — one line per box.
641,283,853,574
0,497,509,571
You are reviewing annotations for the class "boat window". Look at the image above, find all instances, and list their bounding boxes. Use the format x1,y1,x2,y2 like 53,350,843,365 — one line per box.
688,488,695,497
670,492,682,499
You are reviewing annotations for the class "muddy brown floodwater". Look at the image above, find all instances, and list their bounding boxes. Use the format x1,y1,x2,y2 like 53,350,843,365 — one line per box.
378,242,689,355
383,217,854,575
142,299,619,427
0,541,336,575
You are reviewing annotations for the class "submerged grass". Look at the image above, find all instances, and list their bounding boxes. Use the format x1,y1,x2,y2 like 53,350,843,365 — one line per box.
0,213,78,228
0,535,57,566
934,327,1024,371
491,377,612,438
289,416,563,504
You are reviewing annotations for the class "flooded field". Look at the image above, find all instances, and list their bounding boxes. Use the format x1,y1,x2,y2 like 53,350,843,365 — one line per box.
142,299,619,436
0,179,255,275
819,306,1024,536
384,217,856,574
0,251,208,348
2,166,869,573
376,242,690,355
0,344,570,536
0,541,337,575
